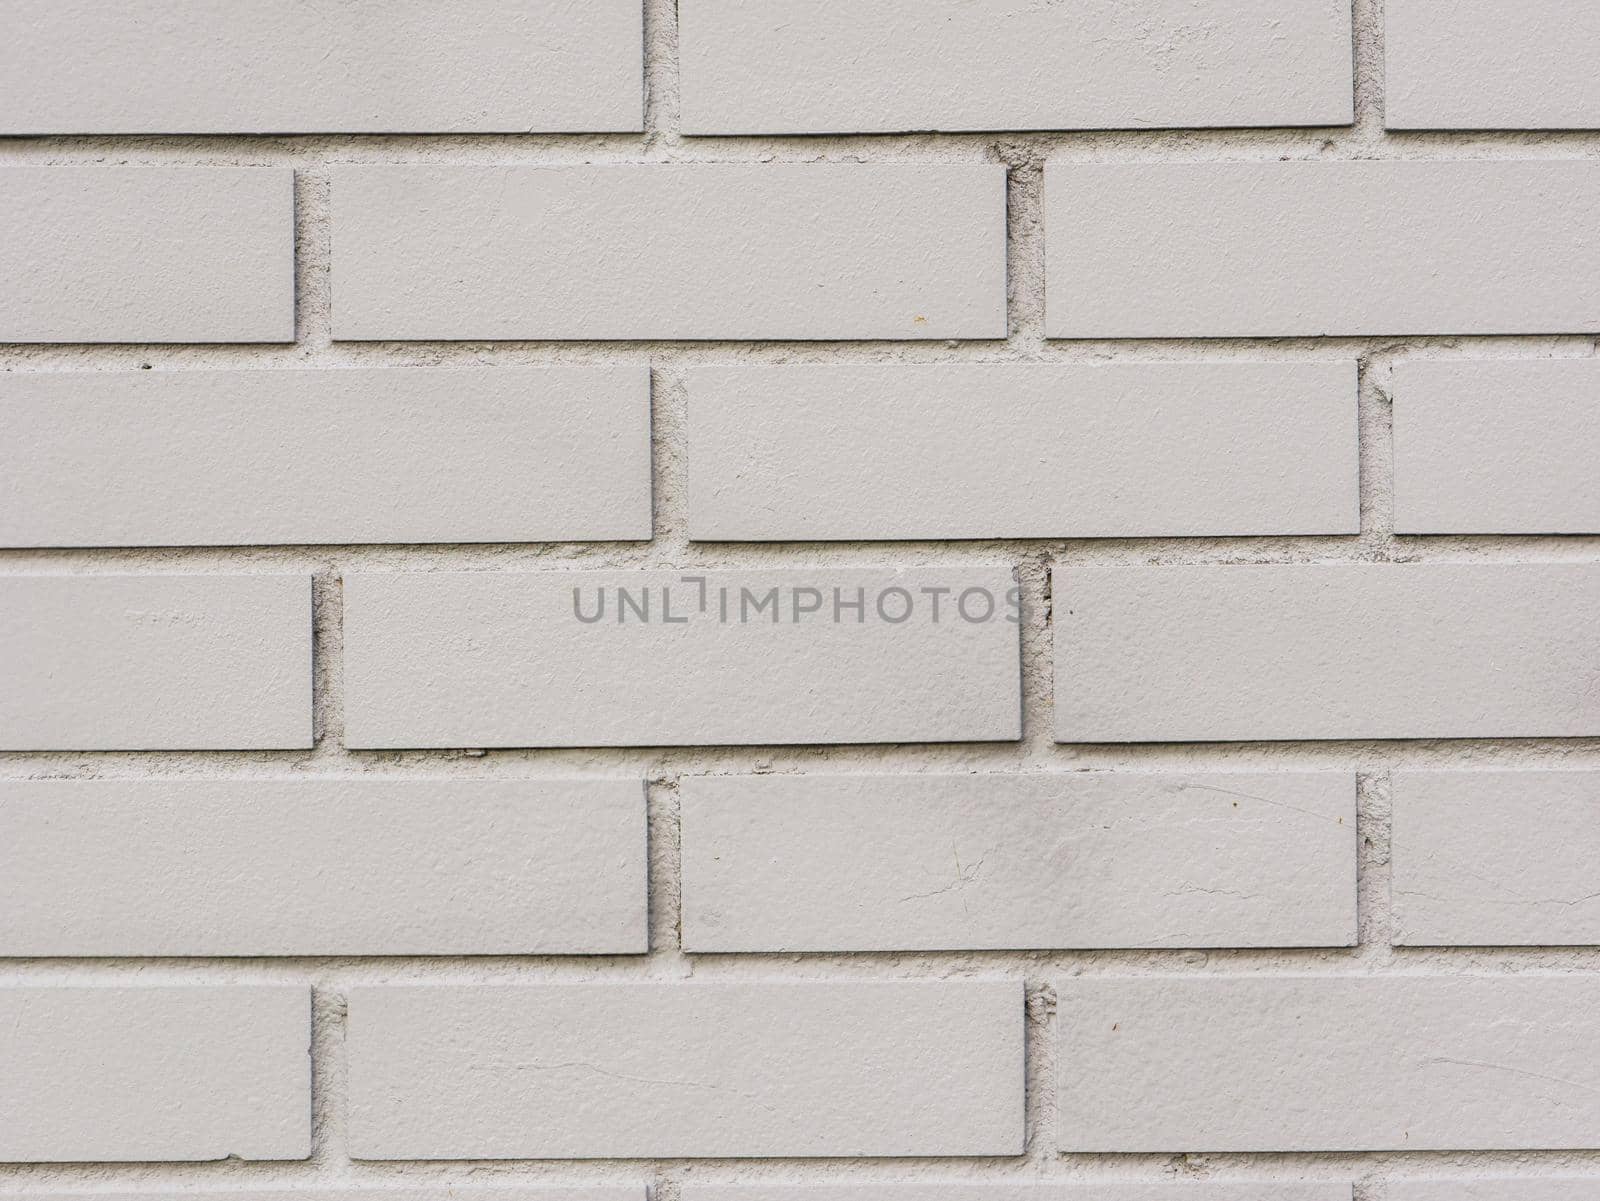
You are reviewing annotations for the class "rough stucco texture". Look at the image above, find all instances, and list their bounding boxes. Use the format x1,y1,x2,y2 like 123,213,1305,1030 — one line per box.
3,2,1600,1201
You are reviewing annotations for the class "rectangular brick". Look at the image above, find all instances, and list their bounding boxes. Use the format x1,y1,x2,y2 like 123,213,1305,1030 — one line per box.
1058,977,1600,1151
1393,771,1600,947
331,166,1005,341
0,574,311,750
681,772,1355,951
1393,359,1600,533
688,362,1357,539
37,1194,641,1201
0,778,646,956
0,167,292,343
0,986,308,1161
347,981,1022,1158
1391,1183,1600,1201
0,0,640,133
1387,1,1600,129
1045,162,1600,337
687,1187,1353,1201
344,569,1021,748
1,366,651,547
1054,565,1600,742
679,0,1352,133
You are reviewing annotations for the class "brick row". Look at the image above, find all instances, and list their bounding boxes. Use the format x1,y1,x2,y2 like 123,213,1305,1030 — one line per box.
10,977,1600,1160
15,357,1600,545
11,565,1600,749
11,163,1600,343
15,3,1600,134
12,768,1596,957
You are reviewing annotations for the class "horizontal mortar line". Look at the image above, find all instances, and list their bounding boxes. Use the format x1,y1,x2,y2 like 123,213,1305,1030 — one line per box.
8,1158,1600,1186
9,1152,1600,1174
7,545,1600,569
9,128,1600,157
8,738,1600,764
3,335,1598,360
5,956,1600,985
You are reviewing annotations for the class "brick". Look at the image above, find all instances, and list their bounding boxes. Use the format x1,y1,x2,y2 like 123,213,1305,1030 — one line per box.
38,1194,640,1201
0,986,308,1161
1054,565,1600,742
1393,771,1600,947
0,0,640,134
680,772,1355,951
1,366,651,547
347,981,1022,1158
1058,977,1600,1151
1045,162,1600,337
680,0,1352,134
688,362,1358,539
330,166,1005,341
0,778,646,956
1392,359,1600,533
1387,1,1600,129
344,569,1021,748
1391,1183,1600,1201
686,1187,1353,1201
0,574,311,750
0,168,292,343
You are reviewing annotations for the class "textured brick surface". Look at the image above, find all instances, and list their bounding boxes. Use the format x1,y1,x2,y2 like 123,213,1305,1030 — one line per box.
1393,771,1600,947
0,574,311,749
1,366,651,546
0,167,292,343
1390,1183,1600,1201
0,778,646,956
679,0,1353,133
0,987,309,1162
331,166,1006,341
1393,359,1600,533
681,772,1356,950
343,569,1022,747
0,0,641,133
35,1194,643,1201
1054,565,1600,741
686,1189,1353,1201
688,363,1358,539
1045,162,1600,337
1058,977,1600,1150
347,981,1023,1158
1386,0,1600,129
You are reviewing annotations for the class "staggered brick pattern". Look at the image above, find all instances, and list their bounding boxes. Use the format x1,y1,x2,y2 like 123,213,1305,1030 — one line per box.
3,2,1600,1201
